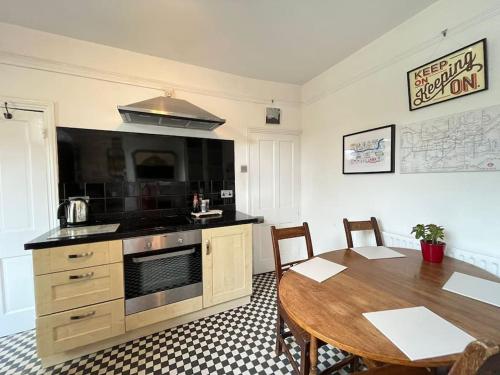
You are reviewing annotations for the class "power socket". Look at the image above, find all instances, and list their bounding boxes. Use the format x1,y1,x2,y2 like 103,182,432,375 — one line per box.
221,190,233,198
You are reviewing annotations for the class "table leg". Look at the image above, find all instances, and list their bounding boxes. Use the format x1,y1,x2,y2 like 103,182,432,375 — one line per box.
309,335,318,375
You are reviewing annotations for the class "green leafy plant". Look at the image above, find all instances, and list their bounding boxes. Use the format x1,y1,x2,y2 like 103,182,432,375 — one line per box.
411,224,445,244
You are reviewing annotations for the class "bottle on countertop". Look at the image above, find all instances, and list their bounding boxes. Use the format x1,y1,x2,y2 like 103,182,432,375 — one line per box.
192,193,200,213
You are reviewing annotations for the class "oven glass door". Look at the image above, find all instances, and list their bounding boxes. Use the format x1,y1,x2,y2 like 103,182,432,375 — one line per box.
124,244,202,315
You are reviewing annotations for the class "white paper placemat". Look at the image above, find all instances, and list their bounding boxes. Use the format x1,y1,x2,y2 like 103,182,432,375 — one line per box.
443,272,500,308
352,246,406,259
363,306,475,361
290,257,347,283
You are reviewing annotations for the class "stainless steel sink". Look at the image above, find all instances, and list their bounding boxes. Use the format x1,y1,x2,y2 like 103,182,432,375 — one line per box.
47,223,120,239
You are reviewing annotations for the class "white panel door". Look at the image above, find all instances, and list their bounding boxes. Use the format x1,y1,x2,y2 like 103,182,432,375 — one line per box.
249,131,301,274
0,109,51,337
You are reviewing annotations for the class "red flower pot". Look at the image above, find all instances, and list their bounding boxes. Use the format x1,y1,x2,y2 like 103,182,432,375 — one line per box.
420,240,446,263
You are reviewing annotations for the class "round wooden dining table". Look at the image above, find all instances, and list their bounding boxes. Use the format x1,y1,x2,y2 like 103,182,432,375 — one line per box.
278,248,500,374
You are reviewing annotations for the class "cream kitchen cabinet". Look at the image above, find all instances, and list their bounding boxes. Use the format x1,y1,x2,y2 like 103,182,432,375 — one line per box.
29,222,255,367
33,240,124,358
202,224,252,307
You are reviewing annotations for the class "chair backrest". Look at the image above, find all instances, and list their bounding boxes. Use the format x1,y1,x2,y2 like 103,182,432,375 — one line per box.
343,217,383,248
449,340,499,375
270,223,314,287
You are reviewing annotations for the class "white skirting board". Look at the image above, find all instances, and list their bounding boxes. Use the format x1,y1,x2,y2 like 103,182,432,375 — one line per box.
382,231,500,277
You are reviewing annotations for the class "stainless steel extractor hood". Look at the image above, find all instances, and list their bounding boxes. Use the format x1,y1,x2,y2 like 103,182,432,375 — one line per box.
118,96,225,130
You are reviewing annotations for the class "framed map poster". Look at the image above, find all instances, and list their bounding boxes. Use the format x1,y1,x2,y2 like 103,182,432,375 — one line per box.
407,39,488,111
343,125,395,174
400,104,500,173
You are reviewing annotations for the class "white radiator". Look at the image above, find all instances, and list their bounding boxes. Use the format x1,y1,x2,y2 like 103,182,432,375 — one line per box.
382,232,500,277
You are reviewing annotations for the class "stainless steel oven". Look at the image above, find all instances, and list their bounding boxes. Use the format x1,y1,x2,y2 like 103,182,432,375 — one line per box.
123,230,202,315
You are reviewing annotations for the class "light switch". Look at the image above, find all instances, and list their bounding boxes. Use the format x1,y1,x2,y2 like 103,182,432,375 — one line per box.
240,165,248,173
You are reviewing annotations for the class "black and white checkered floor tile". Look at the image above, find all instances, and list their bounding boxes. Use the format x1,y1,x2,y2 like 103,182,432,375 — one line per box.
0,272,353,375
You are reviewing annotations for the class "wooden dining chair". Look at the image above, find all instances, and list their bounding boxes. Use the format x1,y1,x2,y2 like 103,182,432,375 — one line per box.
343,217,383,248
352,339,499,375
271,222,357,375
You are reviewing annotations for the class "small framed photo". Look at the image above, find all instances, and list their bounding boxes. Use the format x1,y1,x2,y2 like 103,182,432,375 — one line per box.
343,124,395,174
266,107,281,124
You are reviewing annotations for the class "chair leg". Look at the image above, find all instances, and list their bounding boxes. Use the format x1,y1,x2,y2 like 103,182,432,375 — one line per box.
275,315,284,356
351,355,360,372
300,342,310,375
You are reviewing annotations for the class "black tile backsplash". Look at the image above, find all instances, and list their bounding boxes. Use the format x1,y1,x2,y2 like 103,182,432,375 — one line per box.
157,195,184,209
141,196,157,210
140,182,159,197
85,183,105,198
106,198,124,213
64,183,84,198
124,197,140,212
189,181,200,194
159,182,186,196
224,180,235,190
125,182,140,197
89,198,105,214
60,180,235,217
211,180,223,193
105,182,123,198
56,128,236,220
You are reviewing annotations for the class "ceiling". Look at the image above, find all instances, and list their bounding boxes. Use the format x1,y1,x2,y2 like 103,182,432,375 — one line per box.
0,0,436,84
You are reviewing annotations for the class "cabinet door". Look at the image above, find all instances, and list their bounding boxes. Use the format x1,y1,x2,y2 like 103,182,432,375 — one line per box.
202,224,252,307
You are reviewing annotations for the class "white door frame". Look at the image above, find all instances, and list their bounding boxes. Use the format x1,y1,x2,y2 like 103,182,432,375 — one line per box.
2,96,58,227
247,127,302,274
0,95,57,336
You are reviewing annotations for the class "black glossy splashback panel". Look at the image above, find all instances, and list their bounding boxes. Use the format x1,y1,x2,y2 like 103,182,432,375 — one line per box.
57,127,235,217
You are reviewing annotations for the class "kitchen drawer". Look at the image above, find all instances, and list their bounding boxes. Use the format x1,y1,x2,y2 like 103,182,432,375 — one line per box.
33,240,122,275
125,296,203,332
35,263,124,316
36,299,125,357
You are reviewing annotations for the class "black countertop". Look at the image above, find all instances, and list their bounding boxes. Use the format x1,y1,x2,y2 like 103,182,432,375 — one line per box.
25,211,262,250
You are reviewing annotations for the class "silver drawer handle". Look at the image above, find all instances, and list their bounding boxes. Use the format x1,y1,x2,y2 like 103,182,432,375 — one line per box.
206,240,211,255
67,251,94,259
69,272,94,280
70,311,96,320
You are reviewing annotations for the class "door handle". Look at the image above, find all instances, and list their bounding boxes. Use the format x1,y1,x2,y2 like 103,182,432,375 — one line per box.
67,251,93,259
69,272,94,280
70,311,96,320
206,240,211,255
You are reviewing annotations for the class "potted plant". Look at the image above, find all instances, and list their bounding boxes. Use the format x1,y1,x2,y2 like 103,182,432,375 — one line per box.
411,224,446,263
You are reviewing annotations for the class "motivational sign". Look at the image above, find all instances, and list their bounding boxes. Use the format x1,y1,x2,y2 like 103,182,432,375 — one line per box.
407,39,487,111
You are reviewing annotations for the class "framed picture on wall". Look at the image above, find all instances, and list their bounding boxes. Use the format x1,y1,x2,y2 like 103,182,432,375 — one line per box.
265,107,281,124
343,124,395,174
407,39,488,111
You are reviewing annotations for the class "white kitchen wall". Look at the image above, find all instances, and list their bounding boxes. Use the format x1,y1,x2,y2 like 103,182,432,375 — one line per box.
1,0,500,275
300,0,500,273
0,22,301,216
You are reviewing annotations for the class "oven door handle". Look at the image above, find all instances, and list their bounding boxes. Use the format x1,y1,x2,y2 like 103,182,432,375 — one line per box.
131,248,196,263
